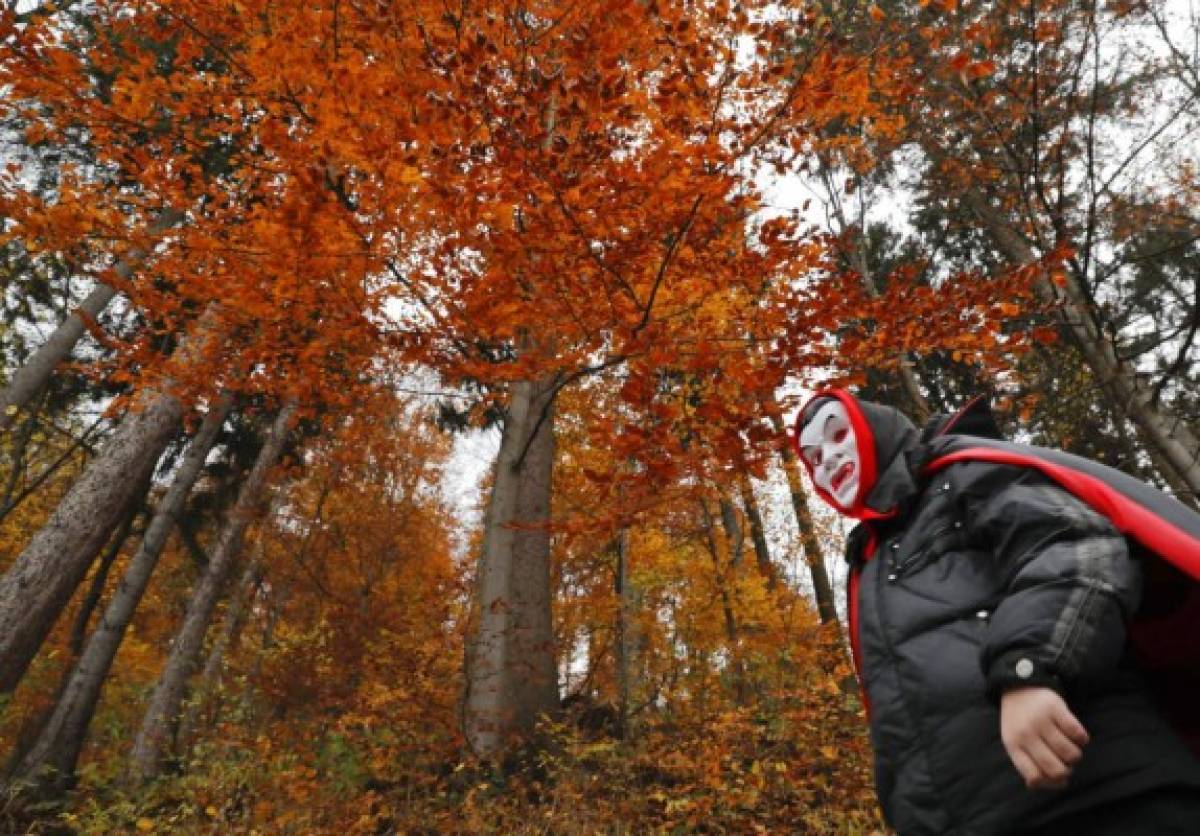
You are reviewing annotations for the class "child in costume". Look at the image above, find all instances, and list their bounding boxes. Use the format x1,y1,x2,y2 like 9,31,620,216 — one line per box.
794,390,1200,835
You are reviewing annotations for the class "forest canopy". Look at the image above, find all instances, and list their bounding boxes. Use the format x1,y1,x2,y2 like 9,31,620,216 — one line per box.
0,0,1196,832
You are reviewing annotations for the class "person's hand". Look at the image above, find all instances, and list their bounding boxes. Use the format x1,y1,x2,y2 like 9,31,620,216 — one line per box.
1000,686,1089,790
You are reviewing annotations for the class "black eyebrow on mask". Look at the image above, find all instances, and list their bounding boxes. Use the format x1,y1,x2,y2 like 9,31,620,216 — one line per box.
800,410,836,449
800,414,836,457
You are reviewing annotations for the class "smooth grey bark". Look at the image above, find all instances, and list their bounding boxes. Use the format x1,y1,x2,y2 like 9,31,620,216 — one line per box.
69,479,149,657
0,284,116,434
613,529,633,740
0,395,181,693
463,376,559,758
7,395,232,794
0,305,222,694
962,192,1200,504
176,554,262,751
710,496,745,626
462,91,560,758
0,209,184,433
0,481,149,784
765,399,839,625
128,401,295,783
718,494,746,569
179,494,282,751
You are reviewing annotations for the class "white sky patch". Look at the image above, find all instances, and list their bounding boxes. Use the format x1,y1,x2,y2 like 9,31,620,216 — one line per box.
443,426,498,561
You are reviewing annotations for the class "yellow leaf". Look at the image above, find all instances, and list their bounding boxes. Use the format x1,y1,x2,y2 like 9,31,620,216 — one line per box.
4,405,16,416
136,819,155,832
205,806,219,818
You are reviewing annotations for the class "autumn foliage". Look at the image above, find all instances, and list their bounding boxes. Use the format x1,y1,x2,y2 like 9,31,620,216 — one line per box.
0,0,1195,831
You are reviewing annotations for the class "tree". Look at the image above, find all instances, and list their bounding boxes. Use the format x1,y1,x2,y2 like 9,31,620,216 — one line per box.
434,0,899,755
840,0,1200,501
0,310,223,694
128,401,296,782
1,0,1006,776
0,210,184,433
7,393,232,794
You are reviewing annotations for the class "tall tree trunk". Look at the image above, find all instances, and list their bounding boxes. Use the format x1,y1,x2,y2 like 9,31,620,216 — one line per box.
0,473,151,784
463,89,561,758
68,482,148,657
702,497,747,704
613,528,641,740
0,306,221,694
737,472,777,591
0,284,116,434
717,496,745,570
0,398,178,693
179,493,282,748
962,192,1200,505
764,398,839,625
128,401,294,784
177,550,263,752
7,395,232,795
463,375,559,759
243,580,288,725
0,209,184,433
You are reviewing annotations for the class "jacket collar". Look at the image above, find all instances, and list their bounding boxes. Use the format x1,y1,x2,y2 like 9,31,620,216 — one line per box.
919,394,1004,444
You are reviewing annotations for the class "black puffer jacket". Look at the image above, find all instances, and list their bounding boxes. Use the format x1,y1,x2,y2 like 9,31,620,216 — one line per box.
809,394,1200,835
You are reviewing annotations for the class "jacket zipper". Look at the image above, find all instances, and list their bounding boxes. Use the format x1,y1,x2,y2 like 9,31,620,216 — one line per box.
889,523,954,580
875,532,964,833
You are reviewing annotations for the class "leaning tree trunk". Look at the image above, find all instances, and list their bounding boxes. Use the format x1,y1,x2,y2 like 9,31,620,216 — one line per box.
128,401,295,784
177,552,262,752
0,396,179,693
0,477,150,784
962,191,1200,504
178,493,282,751
68,481,146,658
764,398,839,625
463,375,559,759
0,209,184,433
8,395,232,795
0,307,220,694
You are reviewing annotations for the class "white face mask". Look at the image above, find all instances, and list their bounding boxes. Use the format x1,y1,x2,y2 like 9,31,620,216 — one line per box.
799,400,861,510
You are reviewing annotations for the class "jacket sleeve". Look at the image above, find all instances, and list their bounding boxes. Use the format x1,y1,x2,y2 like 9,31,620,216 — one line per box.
952,462,1143,698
